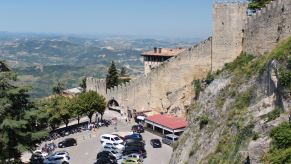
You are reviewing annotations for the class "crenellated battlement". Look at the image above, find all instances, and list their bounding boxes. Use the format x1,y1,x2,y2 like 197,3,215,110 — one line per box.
243,0,291,55
246,0,286,25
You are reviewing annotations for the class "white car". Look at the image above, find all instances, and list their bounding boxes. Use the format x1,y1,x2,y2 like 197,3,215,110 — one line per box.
100,134,123,144
122,153,144,161
102,142,125,151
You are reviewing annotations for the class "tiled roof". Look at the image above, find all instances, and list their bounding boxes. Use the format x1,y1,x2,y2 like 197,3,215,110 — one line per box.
141,48,185,57
145,114,188,130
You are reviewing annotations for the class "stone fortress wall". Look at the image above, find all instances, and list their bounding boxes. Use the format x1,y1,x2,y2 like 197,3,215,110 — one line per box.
243,0,291,55
87,0,291,116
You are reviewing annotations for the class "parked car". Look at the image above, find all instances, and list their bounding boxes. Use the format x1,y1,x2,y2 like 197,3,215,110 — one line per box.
32,149,48,158
102,142,125,151
162,134,179,145
124,134,143,142
43,152,70,164
95,157,117,164
125,138,145,145
30,153,44,164
100,134,124,144
122,153,144,161
58,138,77,148
96,151,117,164
96,151,116,161
150,138,162,148
122,157,143,164
125,141,145,148
131,125,144,133
122,146,147,158
108,150,123,160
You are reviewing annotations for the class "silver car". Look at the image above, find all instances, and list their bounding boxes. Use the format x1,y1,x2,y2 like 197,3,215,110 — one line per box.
162,134,179,145
43,151,70,164
122,153,144,162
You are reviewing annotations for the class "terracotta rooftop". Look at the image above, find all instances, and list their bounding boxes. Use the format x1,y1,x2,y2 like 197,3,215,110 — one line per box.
145,114,188,130
141,48,185,57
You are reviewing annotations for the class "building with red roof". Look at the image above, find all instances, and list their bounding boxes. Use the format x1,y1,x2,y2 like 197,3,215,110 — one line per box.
145,113,188,135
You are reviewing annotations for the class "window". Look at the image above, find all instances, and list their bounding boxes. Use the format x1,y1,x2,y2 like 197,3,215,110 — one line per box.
55,157,63,160
103,136,110,140
114,137,120,141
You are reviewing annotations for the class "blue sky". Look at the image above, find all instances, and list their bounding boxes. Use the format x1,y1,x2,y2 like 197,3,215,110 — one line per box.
0,0,213,38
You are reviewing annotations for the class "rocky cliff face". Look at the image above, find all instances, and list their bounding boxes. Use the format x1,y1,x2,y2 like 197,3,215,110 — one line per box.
170,38,291,164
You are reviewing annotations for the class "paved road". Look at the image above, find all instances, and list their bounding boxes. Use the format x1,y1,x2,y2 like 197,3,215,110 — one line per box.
40,110,172,164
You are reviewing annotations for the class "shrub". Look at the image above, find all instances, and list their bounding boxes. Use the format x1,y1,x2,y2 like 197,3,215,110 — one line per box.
224,53,255,72
270,122,291,149
278,68,291,89
194,80,201,100
252,132,259,140
205,71,215,85
189,149,195,157
199,115,209,129
263,147,291,163
234,88,253,109
267,108,282,122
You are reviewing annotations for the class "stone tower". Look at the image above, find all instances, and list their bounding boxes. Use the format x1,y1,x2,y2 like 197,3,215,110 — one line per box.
212,2,248,70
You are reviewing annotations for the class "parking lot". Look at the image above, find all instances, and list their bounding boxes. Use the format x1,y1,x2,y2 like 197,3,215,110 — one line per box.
39,110,172,164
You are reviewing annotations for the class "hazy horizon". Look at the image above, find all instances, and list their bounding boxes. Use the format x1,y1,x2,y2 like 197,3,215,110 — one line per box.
0,0,213,39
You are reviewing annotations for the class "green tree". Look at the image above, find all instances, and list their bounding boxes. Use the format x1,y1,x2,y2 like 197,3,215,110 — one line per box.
0,61,47,161
52,81,65,95
78,91,106,123
118,67,131,85
248,0,272,10
79,77,86,91
68,96,84,125
106,61,119,89
58,97,71,127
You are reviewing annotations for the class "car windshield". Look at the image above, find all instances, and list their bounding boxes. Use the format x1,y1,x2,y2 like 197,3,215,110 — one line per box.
114,137,120,140
113,143,118,145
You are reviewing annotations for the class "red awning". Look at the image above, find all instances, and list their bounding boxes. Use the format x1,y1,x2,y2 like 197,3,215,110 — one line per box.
145,114,187,130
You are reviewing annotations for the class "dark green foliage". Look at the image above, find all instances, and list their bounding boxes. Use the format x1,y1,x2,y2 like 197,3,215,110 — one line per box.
252,132,259,140
194,80,201,100
233,88,253,109
79,77,86,90
106,61,119,89
267,108,282,122
52,81,65,95
205,72,214,85
0,61,47,161
278,68,291,89
263,122,291,163
270,122,291,149
199,115,209,129
224,53,255,72
248,0,272,10
78,91,106,122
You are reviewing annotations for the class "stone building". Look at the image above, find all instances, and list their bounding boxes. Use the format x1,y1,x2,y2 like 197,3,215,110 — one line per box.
141,47,185,74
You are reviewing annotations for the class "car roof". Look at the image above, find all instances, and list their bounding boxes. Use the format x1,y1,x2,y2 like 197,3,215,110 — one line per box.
165,134,179,138
151,138,160,141
101,134,119,138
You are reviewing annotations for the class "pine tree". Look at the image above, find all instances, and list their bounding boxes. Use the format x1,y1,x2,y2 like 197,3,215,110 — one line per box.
106,61,119,89
0,61,47,161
